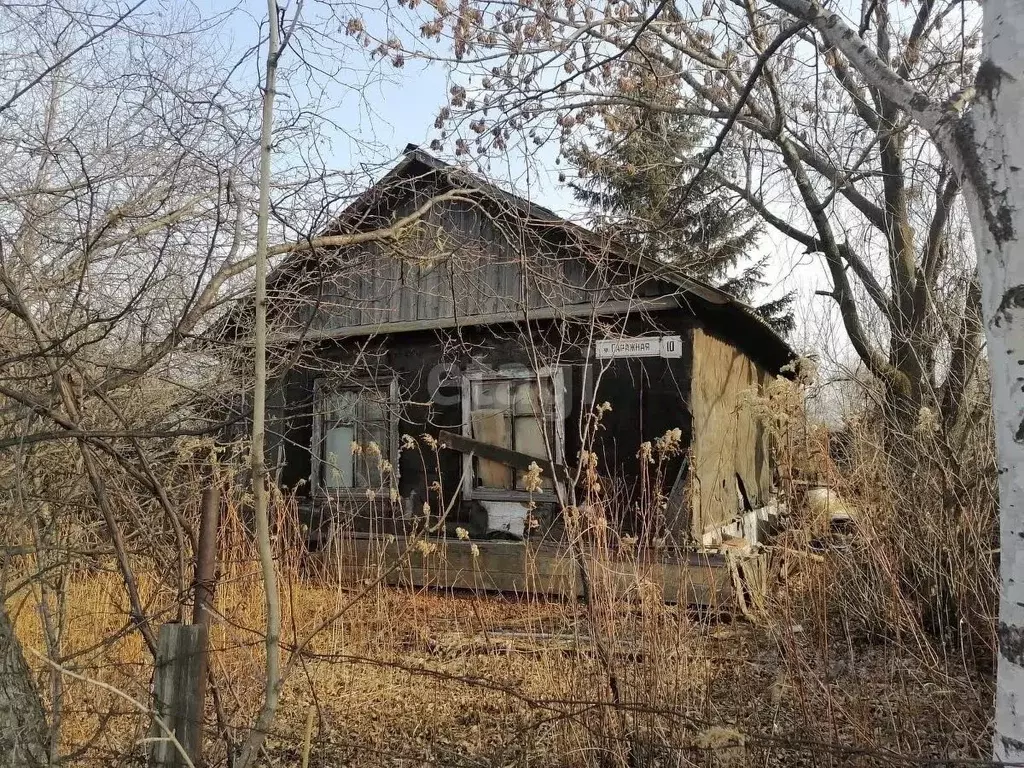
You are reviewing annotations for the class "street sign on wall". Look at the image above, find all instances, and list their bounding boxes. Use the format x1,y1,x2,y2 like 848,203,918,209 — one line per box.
595,335,682,360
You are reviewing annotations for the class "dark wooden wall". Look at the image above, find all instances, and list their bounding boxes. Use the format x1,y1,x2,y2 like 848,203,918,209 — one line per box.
297,198,584,330
254,159,783,547
269,172,674,340
265,310,699,542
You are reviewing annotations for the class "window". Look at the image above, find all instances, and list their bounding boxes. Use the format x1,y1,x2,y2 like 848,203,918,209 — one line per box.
312,380,397,494
462,368,565,498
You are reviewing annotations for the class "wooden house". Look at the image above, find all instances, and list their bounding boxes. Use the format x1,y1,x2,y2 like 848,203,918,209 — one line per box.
251,146,793,600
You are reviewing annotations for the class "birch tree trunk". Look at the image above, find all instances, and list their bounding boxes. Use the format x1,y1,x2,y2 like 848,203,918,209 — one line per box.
0,605,48,768
746,0,1024,757
960,5,1024,760
235,3,282,766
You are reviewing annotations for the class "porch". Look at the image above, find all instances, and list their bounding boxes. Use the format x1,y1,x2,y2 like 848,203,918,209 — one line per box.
307,532,768,611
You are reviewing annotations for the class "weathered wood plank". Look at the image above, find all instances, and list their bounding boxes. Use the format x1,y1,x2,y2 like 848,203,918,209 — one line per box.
150,624,206,768
400,260,418,320
690,328,771,540
416,259,439,320
438,430,571,482
313,534,737,607
278,296,681,343
387,248,404,320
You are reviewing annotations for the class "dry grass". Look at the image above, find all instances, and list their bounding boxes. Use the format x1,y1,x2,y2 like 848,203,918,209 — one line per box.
8,544,992,767
4,373,999,767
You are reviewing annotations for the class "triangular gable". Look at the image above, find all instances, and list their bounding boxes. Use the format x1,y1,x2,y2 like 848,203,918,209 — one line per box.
259,146,792,373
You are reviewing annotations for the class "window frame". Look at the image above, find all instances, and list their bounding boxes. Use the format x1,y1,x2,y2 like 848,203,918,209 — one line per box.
460,366,566,502
310,377,400,499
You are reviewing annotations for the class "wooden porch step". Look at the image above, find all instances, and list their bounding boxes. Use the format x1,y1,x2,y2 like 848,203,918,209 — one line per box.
306,533,756,609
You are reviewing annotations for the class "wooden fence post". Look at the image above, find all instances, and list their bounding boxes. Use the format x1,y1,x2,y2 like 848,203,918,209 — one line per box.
192,482,221,757
150,623,207,768
194,484,220,627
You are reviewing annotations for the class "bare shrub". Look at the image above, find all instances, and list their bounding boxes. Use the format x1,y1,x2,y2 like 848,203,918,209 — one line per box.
4,390,997,767
744,365,997,759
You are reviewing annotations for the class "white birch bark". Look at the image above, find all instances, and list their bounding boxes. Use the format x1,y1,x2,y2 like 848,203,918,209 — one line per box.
763,0,1024,758
956,4,1024,761
235,3,282,766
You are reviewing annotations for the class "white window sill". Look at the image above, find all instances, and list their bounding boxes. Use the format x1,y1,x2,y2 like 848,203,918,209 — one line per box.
467,488,559,503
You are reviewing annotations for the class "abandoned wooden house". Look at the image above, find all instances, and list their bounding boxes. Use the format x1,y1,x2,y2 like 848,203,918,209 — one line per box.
248,145,793,601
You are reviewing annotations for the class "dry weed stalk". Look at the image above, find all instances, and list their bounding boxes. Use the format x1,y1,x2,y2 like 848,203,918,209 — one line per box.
747,363,996,761
5,387,998,766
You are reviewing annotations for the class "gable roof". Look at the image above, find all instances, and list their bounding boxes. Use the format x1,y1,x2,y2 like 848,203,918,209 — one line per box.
265,145,794,373
331,145,742,307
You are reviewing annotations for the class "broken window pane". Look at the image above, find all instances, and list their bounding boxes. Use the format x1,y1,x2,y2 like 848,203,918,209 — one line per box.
469,374,559,492
317,384,392,491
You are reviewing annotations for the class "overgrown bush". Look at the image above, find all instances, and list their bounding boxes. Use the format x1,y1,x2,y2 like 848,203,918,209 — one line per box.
5,377,999,766
753,362,998,667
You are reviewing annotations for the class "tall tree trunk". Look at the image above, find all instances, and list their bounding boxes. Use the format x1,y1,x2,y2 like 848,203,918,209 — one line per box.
719,0,1023,753
235,2,282,766
959,5,1024,761
0,605,48,768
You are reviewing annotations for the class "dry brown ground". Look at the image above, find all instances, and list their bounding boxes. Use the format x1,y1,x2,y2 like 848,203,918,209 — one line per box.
8,559,992,768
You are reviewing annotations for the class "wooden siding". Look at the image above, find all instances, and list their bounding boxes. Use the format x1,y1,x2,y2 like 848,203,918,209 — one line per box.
281,196,652,335
258,161,785,549
268,311,699,540
688,327,771,540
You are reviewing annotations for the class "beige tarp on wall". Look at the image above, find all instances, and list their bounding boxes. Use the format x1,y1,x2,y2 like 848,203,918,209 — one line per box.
688,327,771,539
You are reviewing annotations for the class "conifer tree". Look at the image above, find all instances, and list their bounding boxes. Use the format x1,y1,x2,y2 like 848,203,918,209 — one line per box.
567,71,794,334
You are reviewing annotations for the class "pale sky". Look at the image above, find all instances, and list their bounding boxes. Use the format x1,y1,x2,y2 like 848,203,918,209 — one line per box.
213,0,847,378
